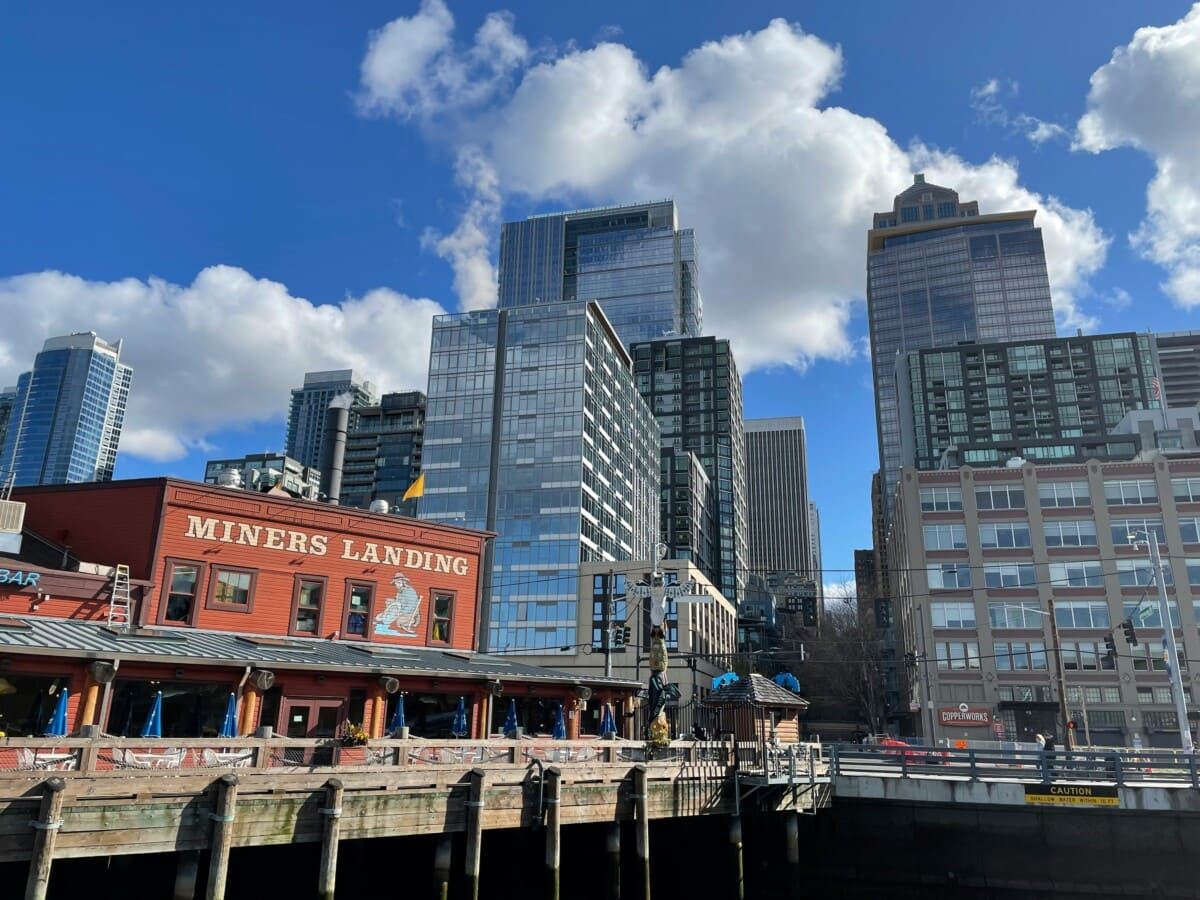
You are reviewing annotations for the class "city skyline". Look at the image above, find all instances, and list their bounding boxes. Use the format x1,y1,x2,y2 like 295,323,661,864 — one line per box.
2,2,1199,587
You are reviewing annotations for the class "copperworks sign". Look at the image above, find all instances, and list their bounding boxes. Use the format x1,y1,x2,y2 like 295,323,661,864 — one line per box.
938,704,992,727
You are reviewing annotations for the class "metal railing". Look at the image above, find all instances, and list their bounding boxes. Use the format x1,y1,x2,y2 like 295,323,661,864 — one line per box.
829,742,1200,788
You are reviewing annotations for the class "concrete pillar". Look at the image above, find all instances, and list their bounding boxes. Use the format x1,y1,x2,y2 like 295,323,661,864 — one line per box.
605,821,621,900
729,814,744,900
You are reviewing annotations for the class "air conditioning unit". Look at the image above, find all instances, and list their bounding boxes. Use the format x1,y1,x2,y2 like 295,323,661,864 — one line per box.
0,500,25,534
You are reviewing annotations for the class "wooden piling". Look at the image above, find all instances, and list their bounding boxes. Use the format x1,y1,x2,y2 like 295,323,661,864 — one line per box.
605,820,621,900
785,811,800,899
464,768,486,900
633,765,650,900
205,774,239,900
433,834,452,900
24,776,66,900
544,767,562,900
317,778,345,900
729,814,744,900
173,850,201,900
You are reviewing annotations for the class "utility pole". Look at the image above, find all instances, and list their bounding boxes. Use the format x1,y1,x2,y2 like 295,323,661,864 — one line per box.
1147,536,1194,753
1046,595,1075,751
916,605,935,740
604,568,614,679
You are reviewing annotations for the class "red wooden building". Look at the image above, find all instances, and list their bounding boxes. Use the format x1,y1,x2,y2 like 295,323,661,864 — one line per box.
0,479,632,741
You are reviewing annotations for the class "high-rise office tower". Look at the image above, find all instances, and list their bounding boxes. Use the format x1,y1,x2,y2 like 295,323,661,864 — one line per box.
807,501,822,585
868,174,1058,519
497,200,702,348
0,332,133,486
1154,331,1200,409
340,391,426,516
421,302,660,653
0,387,16,468
284,370,376,472
631,336,747,604
745,417,811,579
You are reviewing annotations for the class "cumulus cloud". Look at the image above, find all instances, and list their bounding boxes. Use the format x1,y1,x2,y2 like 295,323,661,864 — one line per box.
1075,4,1200,306
0,267,446,462
359,8,1109,370
969,78,1068,145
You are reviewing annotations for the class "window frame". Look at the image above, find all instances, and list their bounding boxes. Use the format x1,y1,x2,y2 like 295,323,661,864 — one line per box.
920,486,963,512
980,521,1032,549
1038,481,1090,508
289,575,329,638
158,558,207,626
1043,519,1098,548
204,564,257,614
923,523,967,550
342,580,376,641
931,601,976,629
983,563,1036,589
1048,561,1104,588
427,589,456,645
1104,479,1159,506
927,562,972,590
975,483,1025,511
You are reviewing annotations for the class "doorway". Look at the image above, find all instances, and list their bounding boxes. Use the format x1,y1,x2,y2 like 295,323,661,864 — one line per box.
279,698,344,765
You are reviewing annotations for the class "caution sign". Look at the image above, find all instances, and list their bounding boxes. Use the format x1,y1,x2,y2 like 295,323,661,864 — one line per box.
1023,784,1120,808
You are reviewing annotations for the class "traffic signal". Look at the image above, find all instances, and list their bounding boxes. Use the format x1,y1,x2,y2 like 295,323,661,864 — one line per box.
622,625,632,646
612,626,624,648
802,597,818,628
1121,617,1139,646
1104,632,1118,665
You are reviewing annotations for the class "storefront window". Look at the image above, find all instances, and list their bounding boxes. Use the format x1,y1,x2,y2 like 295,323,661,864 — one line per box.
107,679,234,738
0,674,71,737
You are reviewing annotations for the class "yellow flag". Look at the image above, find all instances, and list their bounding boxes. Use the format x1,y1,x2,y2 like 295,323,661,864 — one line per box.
402,472,425,501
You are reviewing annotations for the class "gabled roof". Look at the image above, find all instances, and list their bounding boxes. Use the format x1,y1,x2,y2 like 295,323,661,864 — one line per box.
704,673,809,708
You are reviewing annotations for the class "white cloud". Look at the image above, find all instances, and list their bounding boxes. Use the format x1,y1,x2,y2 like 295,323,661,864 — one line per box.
0,267,446,462
969,78,1068,145
361,10,1109,371
1075,4,1200,306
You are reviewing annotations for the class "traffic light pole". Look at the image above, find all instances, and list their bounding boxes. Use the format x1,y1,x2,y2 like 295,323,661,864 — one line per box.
604,569,614,679
1046,596,1075,751
1147,537,1194,753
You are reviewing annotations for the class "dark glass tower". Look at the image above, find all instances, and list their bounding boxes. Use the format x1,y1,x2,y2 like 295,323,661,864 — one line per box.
340,391,426,516
285,370,376,472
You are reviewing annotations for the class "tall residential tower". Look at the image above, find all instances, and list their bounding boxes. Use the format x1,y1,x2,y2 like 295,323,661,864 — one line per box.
284,370,376,473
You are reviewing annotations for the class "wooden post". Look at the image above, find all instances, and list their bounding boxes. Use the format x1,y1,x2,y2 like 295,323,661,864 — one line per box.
237,684,259,736
77,675,100,731
633,765,650,900
464,768,486,900
24,777,66,900
205,774,239,900
433,834,452,900
544,767,562,900
317,778,344,900
785,811,800,900
605,821,621,900
729,815,744,900
173,850,201,900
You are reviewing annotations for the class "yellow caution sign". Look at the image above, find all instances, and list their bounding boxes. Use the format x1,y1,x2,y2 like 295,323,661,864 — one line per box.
1023,784,1119,807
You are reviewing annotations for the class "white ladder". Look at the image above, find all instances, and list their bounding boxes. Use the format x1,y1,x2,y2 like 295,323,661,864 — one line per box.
108,564,132,629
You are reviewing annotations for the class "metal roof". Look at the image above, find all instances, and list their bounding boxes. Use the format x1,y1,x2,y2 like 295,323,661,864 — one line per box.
704,674,809,708
0,615,639,688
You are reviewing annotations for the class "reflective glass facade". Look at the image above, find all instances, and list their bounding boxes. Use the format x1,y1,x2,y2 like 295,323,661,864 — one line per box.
338,392,426,516
421,302,659,653
498,201,702,348
0,333,132,486
868,177,1057,519
285,370,376,471
745,417,811,576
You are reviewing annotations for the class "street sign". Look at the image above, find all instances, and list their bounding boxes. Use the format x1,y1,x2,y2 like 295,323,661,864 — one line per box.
1138,607,1154,622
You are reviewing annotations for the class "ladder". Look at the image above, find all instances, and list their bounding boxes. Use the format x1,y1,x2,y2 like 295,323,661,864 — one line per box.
108,564,132,629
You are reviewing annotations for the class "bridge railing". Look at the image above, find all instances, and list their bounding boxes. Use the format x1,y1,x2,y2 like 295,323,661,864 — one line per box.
829,743,1200,788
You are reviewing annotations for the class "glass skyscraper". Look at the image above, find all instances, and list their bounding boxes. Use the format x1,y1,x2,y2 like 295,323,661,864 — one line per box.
339,391,426,516
284,370,376,471
744,417,811,576
0,332,133,486
868,175,1058,519
421,302,660,653
497,200,703,348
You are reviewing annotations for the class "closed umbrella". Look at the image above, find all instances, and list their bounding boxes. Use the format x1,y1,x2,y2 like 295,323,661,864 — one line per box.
43,688,69,737
451,696,468,738
390,694,407,734
502,699,519,737
599,704,617,739
552,704,567,740
217,693,238,739
141,690,164,739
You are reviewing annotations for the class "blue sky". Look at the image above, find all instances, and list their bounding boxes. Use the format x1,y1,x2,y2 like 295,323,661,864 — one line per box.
2,1,1199,588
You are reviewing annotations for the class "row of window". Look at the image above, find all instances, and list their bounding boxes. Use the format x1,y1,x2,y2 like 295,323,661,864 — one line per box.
160,560,455,644
933,598,1195,630
921,478,1200,513
925,517,1200,551
926,557,1200,590
934,639,1177,672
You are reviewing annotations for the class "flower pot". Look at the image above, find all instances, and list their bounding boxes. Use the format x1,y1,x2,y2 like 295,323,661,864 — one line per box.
393,726,410,740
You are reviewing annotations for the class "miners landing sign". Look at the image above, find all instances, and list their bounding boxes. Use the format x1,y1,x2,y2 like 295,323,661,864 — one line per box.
938,704,992,727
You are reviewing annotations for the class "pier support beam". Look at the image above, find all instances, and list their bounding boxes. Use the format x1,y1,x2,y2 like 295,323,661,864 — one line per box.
785,811,801,899
173,851,201,900
633,765,650,900
544,767,562,900
464,768,486,900
433,835,452,900
205,774,239,900
317,778,344,900
605,821,621,900
24,777,66,900
729,814,744,900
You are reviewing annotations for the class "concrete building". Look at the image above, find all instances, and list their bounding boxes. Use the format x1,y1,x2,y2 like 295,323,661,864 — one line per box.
420,302,660,654
285,370,376,472
0,332,132,486
340,391,426,517
1155,331,1200,409
868,175,1058,521
745,417,811,578
202,452,321,500
888,447,1200,748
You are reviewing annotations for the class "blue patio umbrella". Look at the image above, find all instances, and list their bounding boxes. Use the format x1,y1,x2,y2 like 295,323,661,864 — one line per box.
599,704,617,739
712,672,739,690
390,694,407,733
502,699,519,736
451,696,468,738
217,693,238,739
43,688,69,737
141,690,164,739
774,672,801,694
552,704,567,740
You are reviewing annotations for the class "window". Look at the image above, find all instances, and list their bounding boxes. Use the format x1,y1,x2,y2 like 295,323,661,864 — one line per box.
984,564,1036,588
1116,559,1170,587
1132,641,1171,672
292,578,326,635
1044,520,1098,547
1060,640,1115,671
923,524,967,550
975,483,1025,510
1038,481,1090,508
1181,517,1200,543
931,602,976,629
1187,559,1200,586
429,591,454,644
988,601,1043,629
1110,518,1166,547
1069,686,1122,704
927,563,971,589
980,522,1031,548
207,566,255,612
1104,479,1158,505
994,641,1048,671
1137,686,1176,705
935,641,980,670
1049,561,1104,588
920,486,962,512
1122,601,1180,629
1142,710,1180,728
998,685,1051,702
344,582,374,639
1172,477,1200,503
162,561,202,624
1054,600,1110,628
